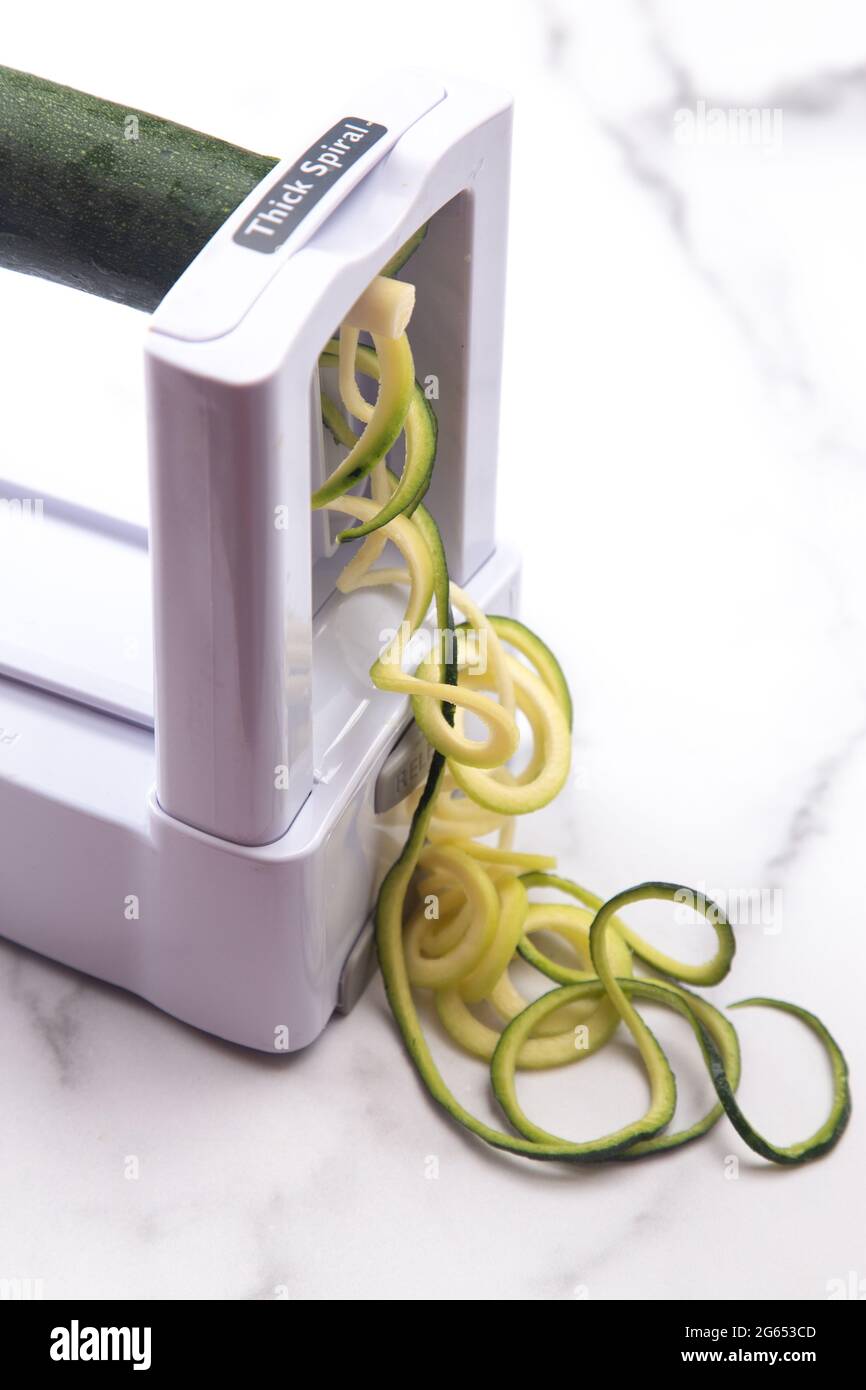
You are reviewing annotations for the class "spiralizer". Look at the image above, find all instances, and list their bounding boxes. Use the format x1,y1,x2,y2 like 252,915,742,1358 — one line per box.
0,71,519,1051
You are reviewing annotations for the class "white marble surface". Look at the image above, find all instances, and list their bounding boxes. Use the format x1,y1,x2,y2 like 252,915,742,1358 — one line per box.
1,0,865,1300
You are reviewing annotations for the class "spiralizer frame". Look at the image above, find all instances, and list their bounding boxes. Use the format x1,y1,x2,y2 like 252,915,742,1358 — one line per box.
0,70,518,1051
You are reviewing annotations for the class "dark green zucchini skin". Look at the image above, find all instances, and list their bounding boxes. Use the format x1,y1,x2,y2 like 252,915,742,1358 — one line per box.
0,66,277,311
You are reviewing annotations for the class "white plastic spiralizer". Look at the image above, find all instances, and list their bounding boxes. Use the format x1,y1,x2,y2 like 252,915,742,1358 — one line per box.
0,71,520,1051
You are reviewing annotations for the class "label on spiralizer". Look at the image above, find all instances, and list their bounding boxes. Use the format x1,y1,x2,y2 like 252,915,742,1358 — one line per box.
233,117,388,254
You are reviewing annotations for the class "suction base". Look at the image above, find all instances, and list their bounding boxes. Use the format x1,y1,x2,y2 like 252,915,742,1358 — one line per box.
0,544,520,1051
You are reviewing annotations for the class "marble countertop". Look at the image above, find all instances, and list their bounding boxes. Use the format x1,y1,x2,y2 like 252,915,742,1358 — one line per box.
1,0,864,1300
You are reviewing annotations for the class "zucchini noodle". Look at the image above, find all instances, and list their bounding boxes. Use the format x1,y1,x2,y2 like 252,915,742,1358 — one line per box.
311,273,851,1168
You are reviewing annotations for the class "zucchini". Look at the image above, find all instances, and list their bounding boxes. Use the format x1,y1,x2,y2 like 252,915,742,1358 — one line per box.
311,333,415,508
414,615,572,814
407,501,455,699
435,981,622,1070
379,222,428,278
696,997,850,1165
617,984,742,1159
491,977,739,1156
323,495,434,647
318,339,437,538
444,657,570,813
0,65,277,310
375,758,675,1163
343,276,415,339
0,68,430,312
380,843,845,1165
331,418,849,1165
403,844,501,990
483,615,574,730
520,875,736,988
324,480,519,771
456,875,527,1003
372,633,520,773
439,842,558,872
436,902,631,1068
320,390,360,450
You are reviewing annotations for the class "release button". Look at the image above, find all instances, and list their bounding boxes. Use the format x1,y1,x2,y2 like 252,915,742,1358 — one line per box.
374,720,433,814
